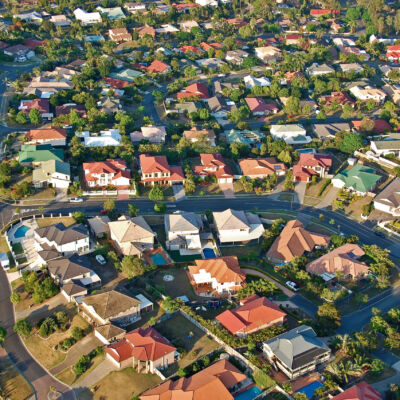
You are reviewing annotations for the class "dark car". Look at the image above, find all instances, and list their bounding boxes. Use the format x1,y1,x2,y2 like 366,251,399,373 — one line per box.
374,231,385,238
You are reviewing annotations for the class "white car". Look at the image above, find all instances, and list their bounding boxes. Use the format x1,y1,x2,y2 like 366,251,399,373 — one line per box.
96,254,106,265
286,281,299,292
70,197,83,203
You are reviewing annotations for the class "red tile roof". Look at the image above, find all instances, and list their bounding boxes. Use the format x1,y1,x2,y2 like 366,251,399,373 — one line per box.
83,159,130,185
310,9,340,15
200,42,223,51
139,154,185,182
178,82,209,99
21,98,50,114
245,97,278,113
147,59,169,73
194,153,233,179
102,77,133,89
26,127,66,141
321,92,355,107
173,2,199,11
352,119,392,133
55,104,86,117
179,45,204,55
331,382,381,400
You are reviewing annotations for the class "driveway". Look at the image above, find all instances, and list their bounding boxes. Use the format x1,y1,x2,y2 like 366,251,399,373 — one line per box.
316,187,340,209
219,182,235,198
172,185,186,201
294,182,306,204
290,294,318,316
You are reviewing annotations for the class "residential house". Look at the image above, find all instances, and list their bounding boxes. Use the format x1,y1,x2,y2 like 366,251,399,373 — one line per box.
146,60,170,74
49,15,71,27
349,86,386,103
194,153,233,183
81,290,141,327
88,215,110,238
108,28,132,42
331,382,381,400
306,243,368,280
140,360,249,400
15,11,43,24
155,24,179,34
55,103,86,118
139,154,185,186
223,129,264,147
239,158,286,178
352,119,392,134
79,129,122,147
306,63,334,77
267,220,330,264
254,46,282,63
320,92,355,108
217,294,287,337
124,2,147,13
382,84,400,105
61,282,88,303
178,82,209,100
183,127,216,146
130,126,166,143
200,42,223,52
83,159,131,188
207,96,236,119
179,45,204,55
18,98,53,120
34,223,89,255
84,35,105,43
293,153,333,182
225,49,248,65
374,178,400,216
333,38,356,48
285,34,302,45
73,8,102,25
108,215,155,257
332,164,381,195
310,9,340,16
188,256,246,296
96,6,125,19
213,209,264,244
25,127,66,146
270,124,311,145
165,211,204,251
313,123,352,140
263,325,331,379
386,45,400,61
23,77,73,98
195,0,219,6
109,68,143,83
4,44,35,62
179,20,199,32
173,3,199,12
196,58,226,71
245,97,279,116
371,135,400,156
106,327,177,371
213,81,240,95
19,144,64,166
97,97,122,114
341,46,370,60
244,75,271,89
32,160,71,189
339,63,363,74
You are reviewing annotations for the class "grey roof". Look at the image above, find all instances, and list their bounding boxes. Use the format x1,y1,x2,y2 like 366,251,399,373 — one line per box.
165,211,203,233
47,254,92,281
264,325,330,370
61,282,87,296
95,323,126,339
35,223,88,245
372,139,400,150
38,248,61,262
374,178,400,208
213,209,261,230
313,123,351,139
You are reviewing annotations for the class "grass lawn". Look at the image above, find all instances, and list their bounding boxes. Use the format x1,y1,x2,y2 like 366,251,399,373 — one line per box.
259,211,297,221
56,353,105,386
233,180,245,194
143,215,165,225
152,225,167,247
23,313,91,369
169,250,202,262
342,196,374,221
11,242,24,255
11,278,34,313
156,313,220,376
306,222,337,236
0,355,33,400
36,217,76,228
82,367,161,400
365,365,397,384
0,236,15,267
220,243,262,259
193,182,222,196
139,185,174,200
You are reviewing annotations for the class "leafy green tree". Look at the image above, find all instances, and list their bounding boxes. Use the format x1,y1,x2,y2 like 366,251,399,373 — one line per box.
154,203,166,213
72,211,86,224
74,355,91,375
103,199,115,213
72,327,84,341
148,185,164,201
33,278,59,304
22,271,38,294
121,255,145,278
0,162,12,187
15,111,28,124
283,170,294,190
284,96,301,115
13,319,31,338
315,303,341,335
10,291,20,304
0,326,6,345
29,108,42,125
128,203,139,217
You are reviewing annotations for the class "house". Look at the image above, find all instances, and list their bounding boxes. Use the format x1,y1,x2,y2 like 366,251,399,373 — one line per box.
25,127,66,146
245,97,278,115
146,60,170,74
183,127,216,146
79,129,122,147
239,158,286,178
226,18,248,28
341,46,370,60
95,324,126,345
285,34,302,45
332,164,381,195
15,11,43,24
225,49,249,65
196,58,226,71
173,2,199,12
96,6,125,19
109,68,143,83
382,84,400,105
179,45,204,55
306,243,368,280
61,282,88,303
313,123,352,140
263,325,330,379
49,15,71,27
97,97,122,114
194,153,233,183
371,135,400,156
180,20,200,32
195,0,219,5
124,2,147,13
165,211,204,251
200,42,223,52
217,294,286,336
293,153,333,182
83,159,131,188
47,253,101,287
386,45,400,61
213,209,264,244
23,77,73,98
55,103,86,118
19,144,64,166
73,8,102,25
207,96,236,119
178,82,209,100
244,75,271,89
84,35,105,43
139,154,185,186
88,215,110,238
18,98,53,120
349,86,386,103
155,24,179,34
339,63,363,74
108,215,155,257
4,44,35,62
32,160,71,189
353,119,392,134
306,63,334,77
213,81,239,94
81,290,141,327
106,327,177,372
320,92,355,108
374,178,400,217
35,223,89,255
310,9,340,16
108,28,132,42
223,129,264,147
254,46,282,63
270,124,311,145
140,359,249,400
267,220,330,264
332,382,381,400
188,256,246,296
130,126,166,143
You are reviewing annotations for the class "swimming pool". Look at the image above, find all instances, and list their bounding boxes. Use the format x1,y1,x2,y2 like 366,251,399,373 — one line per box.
298,148,316,154
14,225,29,239
203,248,216,258
295,380,324,399
235,386,262,400
150,253,169,265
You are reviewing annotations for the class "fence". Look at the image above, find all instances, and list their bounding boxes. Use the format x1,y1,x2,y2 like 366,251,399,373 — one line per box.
354,150,399,169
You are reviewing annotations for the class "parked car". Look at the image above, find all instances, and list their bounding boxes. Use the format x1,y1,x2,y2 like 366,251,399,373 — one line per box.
100,209,108,214
96,254,106,265
286,281,299,292
70,197,83,203
374,231,385,237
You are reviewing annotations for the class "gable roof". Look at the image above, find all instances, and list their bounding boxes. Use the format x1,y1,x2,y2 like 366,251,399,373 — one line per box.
108,215,154,243
139,154,170,174
147,60,169,73
178,82,209,99
239,158,286,176
331,382,381,400
267,220,330,262
333,164,380,193
47,253,92,281
35,223,87,245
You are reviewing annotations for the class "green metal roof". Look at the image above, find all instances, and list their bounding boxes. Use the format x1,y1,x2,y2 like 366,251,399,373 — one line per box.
19,144,64,163
333,164,380,193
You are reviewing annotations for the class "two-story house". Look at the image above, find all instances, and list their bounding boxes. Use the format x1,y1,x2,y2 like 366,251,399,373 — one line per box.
374,178,400,217
32,159,71,189
139,154,185,186
194,153,233,184
293,153,333,182
25,127,67,147
83,159,131,188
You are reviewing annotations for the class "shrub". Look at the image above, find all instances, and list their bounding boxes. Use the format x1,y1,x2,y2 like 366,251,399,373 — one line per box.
55,311,68,329
73,354,91,375
253,369,275,389
14,319,31,338
71,327,84,341
10,291,20,304
318,179,331,196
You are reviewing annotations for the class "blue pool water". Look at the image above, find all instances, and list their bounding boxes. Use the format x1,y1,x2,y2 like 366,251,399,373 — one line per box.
235,387,262,400
14,225,29,239
295,381,324,399
150,253,168,265
203,248,216,258
298,148,315,154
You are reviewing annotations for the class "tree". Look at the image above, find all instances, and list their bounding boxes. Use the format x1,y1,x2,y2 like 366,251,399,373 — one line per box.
74,354,91,375
15,111,28,124
71,327,84,341
121,255,145,278
154,203,166,213
315,303,341,335
103,199,115,213
0,326,6,345
10,291,20,304
29,108,42,125
148,185,164,201
72,211,86,224
128,203,139,217
0,162,12,187
13,319,31,338
283,170,294,190
284,96,301,115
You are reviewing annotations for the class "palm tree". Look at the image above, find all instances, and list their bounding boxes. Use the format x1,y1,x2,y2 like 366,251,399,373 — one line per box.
339,361,362,384
353,354,371,370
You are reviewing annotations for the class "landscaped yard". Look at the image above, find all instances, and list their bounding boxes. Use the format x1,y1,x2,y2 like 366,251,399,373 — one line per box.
220,243,262,260
0,236,15,268
78,368,161,400
138,185,174,200
156,313,220,376
342,196,374,221
193,182,222,196
259,211,297,221
0,355,33,400
36,217,76,228
303,179,332,206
